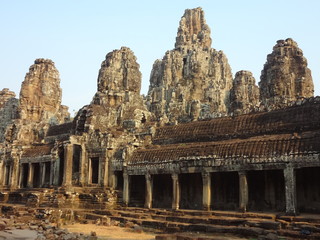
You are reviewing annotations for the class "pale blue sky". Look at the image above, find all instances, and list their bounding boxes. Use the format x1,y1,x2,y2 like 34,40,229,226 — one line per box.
1,0,319,114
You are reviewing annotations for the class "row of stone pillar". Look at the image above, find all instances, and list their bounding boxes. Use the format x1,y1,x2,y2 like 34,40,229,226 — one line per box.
0,142,113,190
0,159,19,189
62,143,109,188
123,167,297,215
18,162,53,188
0,143,72,189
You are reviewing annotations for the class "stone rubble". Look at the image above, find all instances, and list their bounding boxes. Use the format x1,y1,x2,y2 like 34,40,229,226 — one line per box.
0,206,98,240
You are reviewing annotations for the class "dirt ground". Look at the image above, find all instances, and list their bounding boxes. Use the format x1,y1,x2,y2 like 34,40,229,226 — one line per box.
0,229,38,240
64,223,156,240
64,223,248,240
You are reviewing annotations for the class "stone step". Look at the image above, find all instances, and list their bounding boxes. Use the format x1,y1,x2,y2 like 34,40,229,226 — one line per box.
119,207,275,220
85,207,320,239
82,211,277,238
108,209,281,231
278,229,320,239
279,215,320,225
164,215,281,230
4,202,320,239
165,215,274,231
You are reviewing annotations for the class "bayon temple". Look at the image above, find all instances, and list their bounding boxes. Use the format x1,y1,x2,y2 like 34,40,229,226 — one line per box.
0,7,319,223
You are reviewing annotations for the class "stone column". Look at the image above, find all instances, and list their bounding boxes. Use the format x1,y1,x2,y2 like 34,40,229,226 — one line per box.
202,172,211,211
27,163,34,188
62,144,73,187
284,166,297,215
145,173,153,209
7,165,12,187
18,164,23,188
98,158,103,186
103,156,109,188
0,160,5,187
109,171,116,189
2,164,8,186
123,172,130,206
10,158,19,189
50,161,54,186
172,173,180,210
53,159,60,186
87,156,92,185
239,171,248,212
79,145,86,186
40,163,46,187
107,150,114,188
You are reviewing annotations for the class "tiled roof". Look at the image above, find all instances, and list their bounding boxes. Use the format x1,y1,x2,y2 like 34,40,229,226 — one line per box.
129,132,320,165
153,101,320,145
22,144,53,158
46,122,73,137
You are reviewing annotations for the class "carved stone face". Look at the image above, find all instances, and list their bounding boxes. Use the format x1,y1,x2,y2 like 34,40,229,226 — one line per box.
19,59,64,123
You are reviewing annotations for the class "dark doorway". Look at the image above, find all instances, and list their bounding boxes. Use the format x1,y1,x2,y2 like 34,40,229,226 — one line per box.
114,171,123,191
21,163,29,188
247,170,285,212
32,163,40,188
58,147,64,186
180,173,202,210
72,145,82,185
90,157,99,184
296,167,320,213
44,162,51,186
152,174,172,209
211,171,239,210
4,165,10,186
129,175,145,207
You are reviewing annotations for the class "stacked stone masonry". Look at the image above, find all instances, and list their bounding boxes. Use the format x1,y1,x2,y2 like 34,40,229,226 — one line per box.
0,7,319,220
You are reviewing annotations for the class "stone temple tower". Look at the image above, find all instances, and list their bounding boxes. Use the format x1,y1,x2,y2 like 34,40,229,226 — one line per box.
259,38,314,109
18,58,69,124
147,7,233,123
